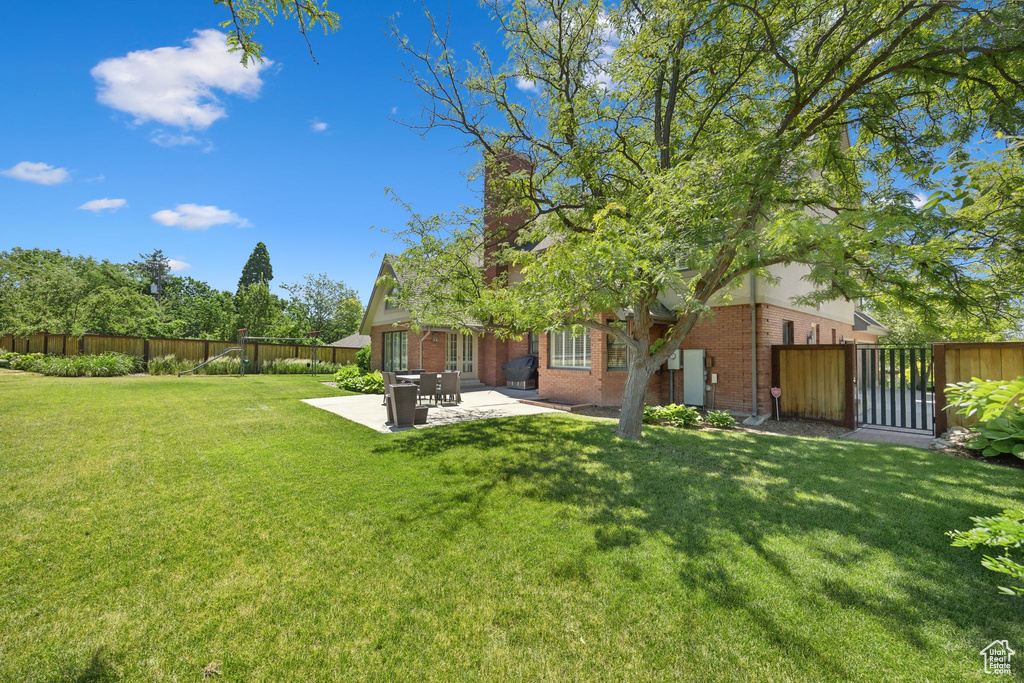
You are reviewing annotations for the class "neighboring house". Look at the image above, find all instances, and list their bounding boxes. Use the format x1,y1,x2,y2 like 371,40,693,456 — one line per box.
330,333,370,349
361,163,888,416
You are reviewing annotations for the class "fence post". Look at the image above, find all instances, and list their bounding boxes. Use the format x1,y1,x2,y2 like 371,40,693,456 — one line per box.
933,343,947,437
204,340,210,362
43,333,49,355
844,342,857,431
143,339,150,363
78,336,85,355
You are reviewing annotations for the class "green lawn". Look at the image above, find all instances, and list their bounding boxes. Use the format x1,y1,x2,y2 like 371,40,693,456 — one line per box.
1,371,1021,681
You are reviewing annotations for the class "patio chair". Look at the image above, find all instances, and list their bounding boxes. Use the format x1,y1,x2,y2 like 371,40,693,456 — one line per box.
381,371,397,405
407,368,425,376
438,371,459,404
417,373,439,405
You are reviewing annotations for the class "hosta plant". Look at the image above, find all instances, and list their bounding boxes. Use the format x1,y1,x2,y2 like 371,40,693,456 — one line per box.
945,376,1024,459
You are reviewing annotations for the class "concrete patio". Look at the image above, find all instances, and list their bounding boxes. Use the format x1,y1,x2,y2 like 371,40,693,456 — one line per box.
302,386,559,433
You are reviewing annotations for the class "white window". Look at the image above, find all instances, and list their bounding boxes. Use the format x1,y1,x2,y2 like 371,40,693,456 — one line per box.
549,329,591,369
382,331,407,371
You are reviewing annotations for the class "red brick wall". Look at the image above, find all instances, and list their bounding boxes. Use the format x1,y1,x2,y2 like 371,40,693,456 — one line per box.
534,305,876,414
369,324,449,373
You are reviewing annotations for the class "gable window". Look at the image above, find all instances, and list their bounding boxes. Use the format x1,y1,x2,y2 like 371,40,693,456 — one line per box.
782,321,794,345
607,334,627,370
549,329,591,369
528,332,539,356
382,330,407,372
384,287,399,310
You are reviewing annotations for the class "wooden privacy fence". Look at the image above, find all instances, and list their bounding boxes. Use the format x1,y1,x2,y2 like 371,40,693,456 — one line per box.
771,344,856,429
934,342,1024,434
1,332,358,371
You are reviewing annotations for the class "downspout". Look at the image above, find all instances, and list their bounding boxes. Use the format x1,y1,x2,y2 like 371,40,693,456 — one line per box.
418,329,431,368
750,272,758,417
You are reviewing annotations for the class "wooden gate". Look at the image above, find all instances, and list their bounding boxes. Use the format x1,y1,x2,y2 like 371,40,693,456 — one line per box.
771,344,856,429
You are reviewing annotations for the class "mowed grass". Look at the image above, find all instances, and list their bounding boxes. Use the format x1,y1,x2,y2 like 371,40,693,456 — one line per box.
1,371,1022,681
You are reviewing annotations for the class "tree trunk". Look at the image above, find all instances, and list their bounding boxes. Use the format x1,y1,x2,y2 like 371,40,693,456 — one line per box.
616,362,657,440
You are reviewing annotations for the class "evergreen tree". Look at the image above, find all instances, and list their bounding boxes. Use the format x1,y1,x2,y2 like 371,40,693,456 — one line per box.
238,242,273,291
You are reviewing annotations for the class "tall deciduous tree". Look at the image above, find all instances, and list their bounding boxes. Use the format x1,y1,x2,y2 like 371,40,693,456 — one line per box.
281,273,363,343
386,0,1024,438
238,242,274,291
134,249,171,301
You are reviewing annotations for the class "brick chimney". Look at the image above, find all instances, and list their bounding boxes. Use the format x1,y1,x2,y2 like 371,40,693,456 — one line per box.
483,152,532,284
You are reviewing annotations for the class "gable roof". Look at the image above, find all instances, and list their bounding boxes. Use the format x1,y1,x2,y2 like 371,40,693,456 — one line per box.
854,310,890,336
331,333,370,348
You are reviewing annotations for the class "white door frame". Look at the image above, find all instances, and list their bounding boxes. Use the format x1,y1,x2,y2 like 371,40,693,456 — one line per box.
446,332,478,379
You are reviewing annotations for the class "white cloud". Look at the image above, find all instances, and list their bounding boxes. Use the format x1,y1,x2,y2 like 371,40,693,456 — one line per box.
310,118,328,132
78,198,127,213
912,193,928,209
91,29,271,130
1,161,70,185
514,77,540,93
390,106,398,115
167,259,191,272
84,174,105,183
151,203,251,230
150,130,202,147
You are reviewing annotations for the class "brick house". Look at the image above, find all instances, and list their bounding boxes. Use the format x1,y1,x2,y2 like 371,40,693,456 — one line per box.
360,163,887,416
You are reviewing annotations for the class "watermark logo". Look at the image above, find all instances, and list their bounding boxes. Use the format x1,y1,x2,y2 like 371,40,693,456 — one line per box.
981,640,1015,675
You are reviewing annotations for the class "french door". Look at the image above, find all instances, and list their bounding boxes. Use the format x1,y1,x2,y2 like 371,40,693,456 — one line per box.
446,332,478,379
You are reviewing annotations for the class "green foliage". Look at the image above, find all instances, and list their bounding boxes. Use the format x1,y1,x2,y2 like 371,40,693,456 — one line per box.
703,410,737,429
1,351,140,377
355,344,371,373
279,273,363,343
238,242,274,290
261,357,348,375
235,281,282,337
946,376,1024,423
946,377,1024,458
215,0,341,66
334,364,384,394
386,0,1024,439
949,510,1024,597
147,355,191,376
642,404,702,428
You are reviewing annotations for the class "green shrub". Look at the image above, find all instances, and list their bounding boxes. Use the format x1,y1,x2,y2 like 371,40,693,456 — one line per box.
949,509,1024,597
356,345,371,373
334,365,384,394
261,357,348,375
946,376,1024,422
642,403,702,428
200,357,241,375
946,376,1024,459
3,352,140,377
703,410,737,429
147,355,190,375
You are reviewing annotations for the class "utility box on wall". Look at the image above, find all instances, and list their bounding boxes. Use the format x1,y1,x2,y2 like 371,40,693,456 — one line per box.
667,349,681,370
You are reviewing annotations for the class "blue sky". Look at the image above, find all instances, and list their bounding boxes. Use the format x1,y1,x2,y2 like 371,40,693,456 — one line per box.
0,1,504,300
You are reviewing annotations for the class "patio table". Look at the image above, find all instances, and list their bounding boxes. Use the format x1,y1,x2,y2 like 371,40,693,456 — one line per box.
396,373,461,402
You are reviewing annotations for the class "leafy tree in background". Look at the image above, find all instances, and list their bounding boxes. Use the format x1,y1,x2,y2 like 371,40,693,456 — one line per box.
387,0,1024,439
238,242,274,291
133,249,171,301
280,273,363,343
161,277,237,339
235,281,282,337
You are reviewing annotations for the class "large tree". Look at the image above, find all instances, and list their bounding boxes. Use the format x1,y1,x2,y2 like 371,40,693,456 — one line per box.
385,0,1024,438
280,273,363,343
238,242,275,291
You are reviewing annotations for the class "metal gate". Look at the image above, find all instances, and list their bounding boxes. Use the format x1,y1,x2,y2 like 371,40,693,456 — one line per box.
857,344,933,431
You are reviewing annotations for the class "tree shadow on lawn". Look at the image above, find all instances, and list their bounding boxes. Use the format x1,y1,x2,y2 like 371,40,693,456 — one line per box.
374,415,1023,674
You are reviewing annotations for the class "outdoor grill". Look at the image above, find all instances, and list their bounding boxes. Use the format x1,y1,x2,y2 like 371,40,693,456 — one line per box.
502,355,538,390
